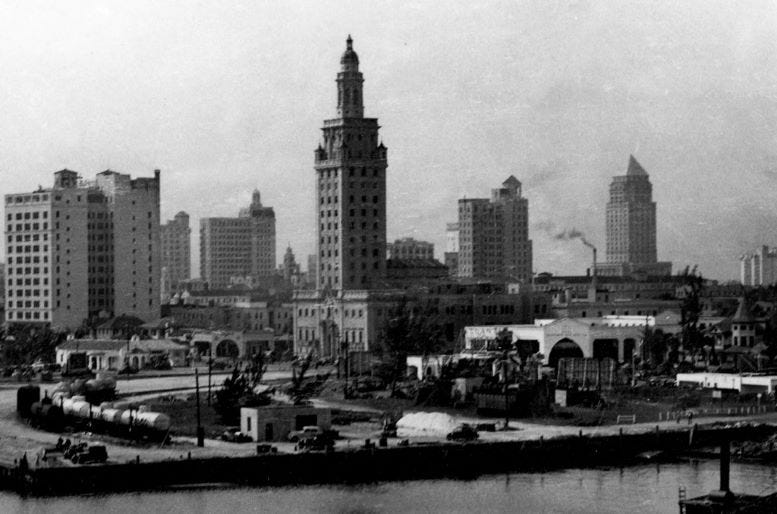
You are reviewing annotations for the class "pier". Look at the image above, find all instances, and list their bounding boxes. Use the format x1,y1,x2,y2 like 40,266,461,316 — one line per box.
0,423,772,497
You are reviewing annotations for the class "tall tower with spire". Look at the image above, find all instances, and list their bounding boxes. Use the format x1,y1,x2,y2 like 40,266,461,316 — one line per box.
314,36,388,291
604,156,666,274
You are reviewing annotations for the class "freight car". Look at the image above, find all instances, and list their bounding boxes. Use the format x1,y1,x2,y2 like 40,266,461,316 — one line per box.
19,386,171,442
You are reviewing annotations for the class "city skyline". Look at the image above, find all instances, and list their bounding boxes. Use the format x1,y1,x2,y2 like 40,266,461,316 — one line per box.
1,2,775,282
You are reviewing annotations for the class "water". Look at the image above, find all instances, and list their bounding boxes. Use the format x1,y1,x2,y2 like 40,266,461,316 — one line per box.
2,461,777,514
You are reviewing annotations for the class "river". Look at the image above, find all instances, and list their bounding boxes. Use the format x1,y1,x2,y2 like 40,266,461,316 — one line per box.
2,460,776,513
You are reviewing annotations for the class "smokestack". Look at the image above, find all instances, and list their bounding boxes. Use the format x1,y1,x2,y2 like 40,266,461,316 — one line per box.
582,238,597,289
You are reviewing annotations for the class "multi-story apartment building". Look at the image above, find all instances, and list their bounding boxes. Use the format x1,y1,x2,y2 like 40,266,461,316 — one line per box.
4,169,161,328
161,211,191,297
599,156,671,277
200,189,276,289
313,35,388,291
387,238,434,260
740,246,777,286
456,176,532,283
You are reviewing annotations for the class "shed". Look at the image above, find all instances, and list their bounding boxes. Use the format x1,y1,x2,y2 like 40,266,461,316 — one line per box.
240,405,331,442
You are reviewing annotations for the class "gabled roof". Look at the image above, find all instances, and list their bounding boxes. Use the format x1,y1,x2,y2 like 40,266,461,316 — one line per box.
140,317,179,330
56,338,187,353
131,339,188,352
57,339,127,352
627,155,648,177
502,175,521,188
97,314,145,330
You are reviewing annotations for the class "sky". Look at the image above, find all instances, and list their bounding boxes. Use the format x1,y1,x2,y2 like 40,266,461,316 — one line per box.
0,0,775,282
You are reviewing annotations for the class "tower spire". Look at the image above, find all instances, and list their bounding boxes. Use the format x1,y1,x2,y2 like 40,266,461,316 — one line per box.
337,35,363,118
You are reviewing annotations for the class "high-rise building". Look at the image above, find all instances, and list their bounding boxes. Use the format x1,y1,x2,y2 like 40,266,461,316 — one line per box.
456,176,532,283
740,246,777,286
444,222,459,277
387,238,434,260
600,156,671,277
200,190,276,289
161,211,191,298
313,35,388,292
4,169,161,328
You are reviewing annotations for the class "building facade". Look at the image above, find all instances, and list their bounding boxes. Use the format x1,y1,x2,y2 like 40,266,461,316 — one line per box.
387,238,434,260
4,169,161,328
161,211,191,298
457,176,532,283
740,246,777,286
200,189,276,289
601,156,671,277
293,284,543,358
313,36,388,291
444,222,459,277
464,317,646,368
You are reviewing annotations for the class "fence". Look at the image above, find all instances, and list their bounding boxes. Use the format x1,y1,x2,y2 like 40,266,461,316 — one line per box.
658,405,770,422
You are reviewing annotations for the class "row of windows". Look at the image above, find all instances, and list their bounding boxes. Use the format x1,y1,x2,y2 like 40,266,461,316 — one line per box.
8,255,47,264
8,211,48,221
7,288,49,297
8,233,48,243
8,267,49,275
7,222,49,232
6,194,49,204
7,311,49,320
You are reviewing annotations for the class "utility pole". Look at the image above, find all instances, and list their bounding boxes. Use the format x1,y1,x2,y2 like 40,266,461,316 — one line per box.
207,349,212,406
502,350,511,431
195,368,204,447
343,338,350,400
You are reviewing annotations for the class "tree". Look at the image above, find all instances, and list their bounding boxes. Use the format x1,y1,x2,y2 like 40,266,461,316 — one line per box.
1,325,66,365
679,265,705,356
375,297,446,393
213,354,270,424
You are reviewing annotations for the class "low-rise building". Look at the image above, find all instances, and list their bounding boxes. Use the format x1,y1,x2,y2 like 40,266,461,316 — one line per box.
293,283,545,358
464,317,646,368
240,405,332,442
55,337,189,371
676,372,777,394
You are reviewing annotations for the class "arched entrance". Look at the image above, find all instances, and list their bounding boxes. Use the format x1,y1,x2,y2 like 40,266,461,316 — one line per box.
216,339,240,358
593,339,619,361
548,338,584,369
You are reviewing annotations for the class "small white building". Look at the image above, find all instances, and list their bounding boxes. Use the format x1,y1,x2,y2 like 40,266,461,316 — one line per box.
676,372,777,394
240,405,332,442
55,338,189,371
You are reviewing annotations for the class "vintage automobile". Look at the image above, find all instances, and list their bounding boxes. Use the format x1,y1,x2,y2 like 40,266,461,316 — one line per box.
68,444,108,464
220,427,252,443
446,424,479,442
287,425,324,443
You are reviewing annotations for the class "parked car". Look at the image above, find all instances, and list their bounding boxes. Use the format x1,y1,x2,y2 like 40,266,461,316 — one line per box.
287,426,324,443
296,434,334,452
446,424,479,442
220,427,252,443
68,444,108,465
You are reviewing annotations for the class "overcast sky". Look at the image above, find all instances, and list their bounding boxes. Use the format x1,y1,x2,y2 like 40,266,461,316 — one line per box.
1,1,775,282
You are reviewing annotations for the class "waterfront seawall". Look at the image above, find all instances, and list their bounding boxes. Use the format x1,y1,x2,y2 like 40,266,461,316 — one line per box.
6,424,775,496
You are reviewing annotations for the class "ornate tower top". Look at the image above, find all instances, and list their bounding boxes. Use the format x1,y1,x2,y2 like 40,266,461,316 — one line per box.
340,35,359,69
336,35,364,118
